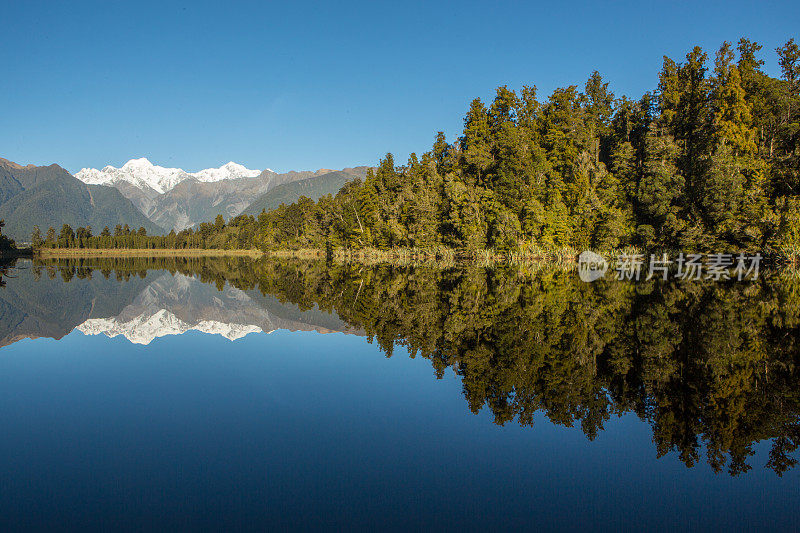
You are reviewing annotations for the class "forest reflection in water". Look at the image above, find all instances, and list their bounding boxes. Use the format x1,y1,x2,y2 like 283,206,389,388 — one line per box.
2,255,800,477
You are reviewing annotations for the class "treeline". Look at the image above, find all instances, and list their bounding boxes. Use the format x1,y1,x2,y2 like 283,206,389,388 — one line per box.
32,216,256,250
45,38,800,253
33,255,260,289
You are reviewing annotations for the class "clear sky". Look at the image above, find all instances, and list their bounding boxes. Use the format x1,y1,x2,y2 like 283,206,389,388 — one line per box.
2,0,798,174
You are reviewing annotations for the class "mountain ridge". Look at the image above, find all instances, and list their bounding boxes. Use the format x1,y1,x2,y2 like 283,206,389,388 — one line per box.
78,159,373,231
3,156,373,235
0,158,163,241
243,168,369,215
76,158,265,194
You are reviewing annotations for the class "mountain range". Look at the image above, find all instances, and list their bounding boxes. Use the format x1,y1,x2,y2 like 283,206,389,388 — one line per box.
0,158,163,242
75,158,369,231
76,158,266,194
0,156,370,241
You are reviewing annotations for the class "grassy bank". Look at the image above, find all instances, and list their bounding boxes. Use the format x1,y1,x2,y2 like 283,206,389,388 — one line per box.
36,248,264,258
266,248,327,260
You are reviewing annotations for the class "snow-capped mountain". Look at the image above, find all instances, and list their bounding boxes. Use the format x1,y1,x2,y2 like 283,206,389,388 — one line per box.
78,309,265,345
193,162,264,183
72,158,370,232
75,157,265,194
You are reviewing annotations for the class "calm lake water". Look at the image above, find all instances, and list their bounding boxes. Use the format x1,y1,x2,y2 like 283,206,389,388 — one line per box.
1,256,799,531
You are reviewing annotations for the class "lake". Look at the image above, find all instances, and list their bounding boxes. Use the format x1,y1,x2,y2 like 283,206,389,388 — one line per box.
0,256,799,531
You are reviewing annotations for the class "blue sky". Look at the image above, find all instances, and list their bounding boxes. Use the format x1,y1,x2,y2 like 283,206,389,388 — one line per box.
1,0,798,174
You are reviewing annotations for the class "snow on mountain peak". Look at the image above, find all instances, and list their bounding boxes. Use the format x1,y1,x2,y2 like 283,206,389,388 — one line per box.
77,309,263,345
122,157,154,169
75,158,264,194
193,161,262,183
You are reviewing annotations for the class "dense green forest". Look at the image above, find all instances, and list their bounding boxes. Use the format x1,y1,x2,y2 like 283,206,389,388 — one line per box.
42,38,800,254
28,255,800,476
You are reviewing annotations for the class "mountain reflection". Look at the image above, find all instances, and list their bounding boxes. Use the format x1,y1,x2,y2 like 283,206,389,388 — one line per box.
0,257,357,347
2,255,800,476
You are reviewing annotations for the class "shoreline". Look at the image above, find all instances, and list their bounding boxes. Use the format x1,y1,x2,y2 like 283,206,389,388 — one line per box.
28,246,800,267
36,248,264,258
30,246,583,266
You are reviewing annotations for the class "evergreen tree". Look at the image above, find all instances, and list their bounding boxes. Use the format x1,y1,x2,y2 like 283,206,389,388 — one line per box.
214,215,225,231
45,227,56,247
460,98,493,181
31,226,44,249
58,224,75,248
702,42,765,245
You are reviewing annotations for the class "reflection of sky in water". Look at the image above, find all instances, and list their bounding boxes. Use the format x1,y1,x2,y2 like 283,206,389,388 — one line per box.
0,329,797,531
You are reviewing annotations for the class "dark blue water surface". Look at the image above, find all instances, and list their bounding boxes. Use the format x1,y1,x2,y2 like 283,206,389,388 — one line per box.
0,259,798,531
0,331,794,531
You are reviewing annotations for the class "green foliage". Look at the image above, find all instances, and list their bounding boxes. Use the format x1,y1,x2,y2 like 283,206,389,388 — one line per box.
30,226,43,249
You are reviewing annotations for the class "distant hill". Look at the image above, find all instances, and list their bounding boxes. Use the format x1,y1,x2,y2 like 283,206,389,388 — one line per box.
0,158,163,241
243,168,369,216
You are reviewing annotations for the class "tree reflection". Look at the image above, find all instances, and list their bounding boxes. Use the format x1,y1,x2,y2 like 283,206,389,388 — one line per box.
250,261,800,476
0,258,13,287
20,257,800,475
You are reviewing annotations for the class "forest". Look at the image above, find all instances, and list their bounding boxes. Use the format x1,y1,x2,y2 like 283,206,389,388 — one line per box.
39,38,800,255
